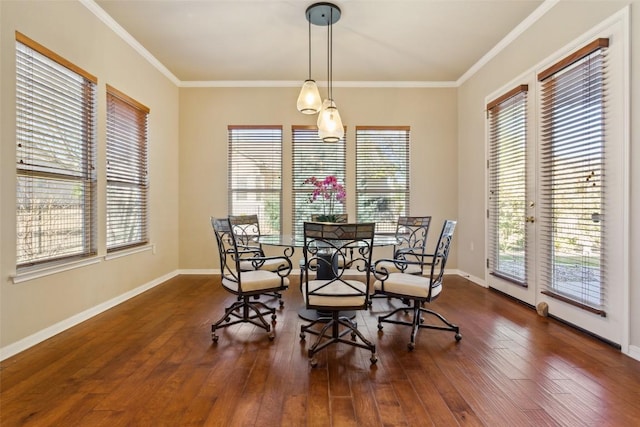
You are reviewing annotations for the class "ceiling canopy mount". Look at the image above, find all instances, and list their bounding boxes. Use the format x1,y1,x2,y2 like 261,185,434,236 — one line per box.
306,2,341,26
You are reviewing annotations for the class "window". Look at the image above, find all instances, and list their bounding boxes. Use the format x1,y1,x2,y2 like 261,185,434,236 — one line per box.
355,126,409,233
292,126,346,236
487,85,528,285
538,38,609,314
106,85,149,251
15,32,97,268
228,126,282,234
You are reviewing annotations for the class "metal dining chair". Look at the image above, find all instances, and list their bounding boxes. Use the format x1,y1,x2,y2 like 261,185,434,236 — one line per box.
372,220,461,350
369,216,432,306
210,217,292,342
300,221,378,367
229,214,289,306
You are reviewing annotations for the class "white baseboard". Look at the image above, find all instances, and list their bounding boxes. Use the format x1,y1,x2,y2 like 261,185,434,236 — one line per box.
627,345,640,362
0,270,178,361
452,269,487,287
177,268,219,275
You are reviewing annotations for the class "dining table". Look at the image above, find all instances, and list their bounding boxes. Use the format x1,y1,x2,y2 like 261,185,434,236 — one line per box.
257,233,402,321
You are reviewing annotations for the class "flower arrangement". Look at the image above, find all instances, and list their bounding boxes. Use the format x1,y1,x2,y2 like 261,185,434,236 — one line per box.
303,175,346,222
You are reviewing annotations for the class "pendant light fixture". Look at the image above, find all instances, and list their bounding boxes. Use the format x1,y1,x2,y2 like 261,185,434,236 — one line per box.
296,9,322,114
299,3,344,142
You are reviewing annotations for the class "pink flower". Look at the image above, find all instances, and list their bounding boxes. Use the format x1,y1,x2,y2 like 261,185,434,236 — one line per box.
303,175,345,216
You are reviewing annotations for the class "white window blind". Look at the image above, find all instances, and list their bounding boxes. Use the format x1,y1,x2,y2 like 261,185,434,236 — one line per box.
15,32,97,268
106,85,149,252
538,38,608,315
292,126,346,236
355,126,409,233
228,126,282,234
487,85,528,285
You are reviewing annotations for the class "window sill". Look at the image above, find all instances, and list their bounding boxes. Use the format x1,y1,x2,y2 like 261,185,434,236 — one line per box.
11,245,154,284
104,244,154,261
12,257,101,284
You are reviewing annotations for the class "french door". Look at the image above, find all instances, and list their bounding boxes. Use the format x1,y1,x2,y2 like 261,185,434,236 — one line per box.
486,19,627,346
486,84,537,306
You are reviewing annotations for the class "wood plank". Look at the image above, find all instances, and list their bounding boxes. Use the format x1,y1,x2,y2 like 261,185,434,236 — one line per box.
1,275,639,426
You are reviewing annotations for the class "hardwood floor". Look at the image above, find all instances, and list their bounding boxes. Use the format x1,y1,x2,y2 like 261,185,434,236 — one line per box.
1,274,639,426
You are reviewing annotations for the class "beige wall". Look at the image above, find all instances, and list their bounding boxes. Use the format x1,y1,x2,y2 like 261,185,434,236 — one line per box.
457,1,640,349
0,1,179,350
178,86,459,270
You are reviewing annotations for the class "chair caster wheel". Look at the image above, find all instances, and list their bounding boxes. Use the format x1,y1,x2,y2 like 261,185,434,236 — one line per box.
225,317,231,322
268,333,275,341
370,354,378,364
300,333,306,340
419,317,424,324
351,332,357,341
407,342,415,351
212,334,219,343
455,333,462,341
310,358,318,368
279,300,285,308
271,314,277,321
377,324,383,331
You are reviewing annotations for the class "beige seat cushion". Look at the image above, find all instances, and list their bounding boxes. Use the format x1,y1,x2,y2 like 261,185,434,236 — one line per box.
303,279,367,307
223,270,289,293
375,260,422,275
373,273,441,299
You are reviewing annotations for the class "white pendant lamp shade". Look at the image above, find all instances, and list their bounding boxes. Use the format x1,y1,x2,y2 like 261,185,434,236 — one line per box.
317,99,344,143
297,79,322,114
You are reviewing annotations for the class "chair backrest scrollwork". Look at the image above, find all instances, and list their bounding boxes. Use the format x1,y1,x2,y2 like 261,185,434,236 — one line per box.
427,220,457,296
211,217,241,286
228,214,262,249
303,222,375,308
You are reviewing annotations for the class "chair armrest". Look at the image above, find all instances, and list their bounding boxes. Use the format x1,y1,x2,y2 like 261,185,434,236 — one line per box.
372,257,423,279
245,254,293,276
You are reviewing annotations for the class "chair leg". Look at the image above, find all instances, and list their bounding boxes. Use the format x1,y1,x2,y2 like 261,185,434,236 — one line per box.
211,296,277,342
301,312,377,367
377,300,461,351
417,307,462,341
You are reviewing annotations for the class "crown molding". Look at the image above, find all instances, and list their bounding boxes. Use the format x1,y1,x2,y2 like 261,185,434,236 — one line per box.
456,0,560,86
179,80,457,88
80,0,180,86
83,0,557,90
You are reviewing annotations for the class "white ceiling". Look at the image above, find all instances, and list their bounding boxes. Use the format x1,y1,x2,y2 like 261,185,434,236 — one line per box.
92,0,548,85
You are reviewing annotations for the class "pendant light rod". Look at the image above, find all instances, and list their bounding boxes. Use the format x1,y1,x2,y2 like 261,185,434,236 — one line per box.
307,11,312,80
327,10,331,100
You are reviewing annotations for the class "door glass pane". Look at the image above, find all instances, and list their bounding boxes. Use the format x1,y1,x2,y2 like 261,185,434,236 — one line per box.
488,90,527,284
539,48,606,309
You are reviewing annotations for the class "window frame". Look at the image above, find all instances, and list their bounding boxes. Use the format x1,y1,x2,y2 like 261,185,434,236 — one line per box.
227,125,283,235
106,84,150,252
291,125,346,237
355,126,410,234
15,31,97,270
